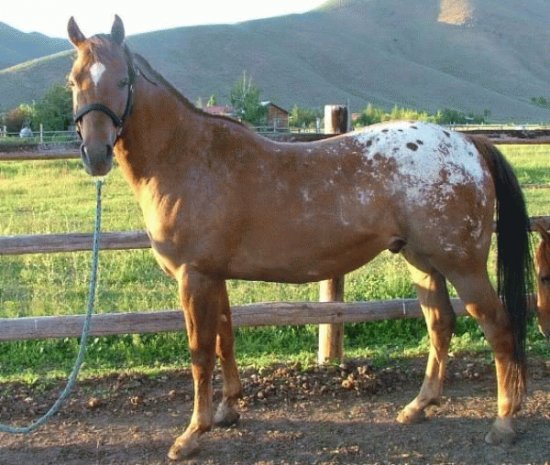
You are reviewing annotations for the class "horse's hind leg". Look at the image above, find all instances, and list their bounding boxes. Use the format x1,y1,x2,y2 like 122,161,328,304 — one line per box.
397,257,455,424
214,291,242,427
168,268,227,460
447,270,525,444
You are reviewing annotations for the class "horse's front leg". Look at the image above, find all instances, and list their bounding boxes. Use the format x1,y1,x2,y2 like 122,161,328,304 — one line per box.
214,292,242,426
168,268,225,460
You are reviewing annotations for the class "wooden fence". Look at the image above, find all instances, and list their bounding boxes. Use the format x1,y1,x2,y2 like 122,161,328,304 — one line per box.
1,130,548,364
0,299,470,342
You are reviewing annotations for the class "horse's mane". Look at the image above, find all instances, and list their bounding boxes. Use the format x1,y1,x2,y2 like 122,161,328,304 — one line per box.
131,51,246,128
132,53,199,113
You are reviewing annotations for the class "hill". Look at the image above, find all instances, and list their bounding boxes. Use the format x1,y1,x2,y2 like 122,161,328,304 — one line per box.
0,22,68,70
2,0,550,121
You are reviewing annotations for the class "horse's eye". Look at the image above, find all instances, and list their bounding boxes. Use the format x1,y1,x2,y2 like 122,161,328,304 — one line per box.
118,78,129,88
541,276,550,285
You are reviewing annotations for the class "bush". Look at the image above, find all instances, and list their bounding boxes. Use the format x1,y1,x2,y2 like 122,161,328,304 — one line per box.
354,103,486,128
33,83,73,131
289,105,322,129
1,104,35,132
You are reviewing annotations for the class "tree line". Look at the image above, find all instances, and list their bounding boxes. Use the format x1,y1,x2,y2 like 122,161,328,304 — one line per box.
354,103,488,127
0,84,72,133
1,72,490,133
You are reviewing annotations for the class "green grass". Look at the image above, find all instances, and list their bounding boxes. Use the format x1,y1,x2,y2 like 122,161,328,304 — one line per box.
499,144,550,217
0,144,548,382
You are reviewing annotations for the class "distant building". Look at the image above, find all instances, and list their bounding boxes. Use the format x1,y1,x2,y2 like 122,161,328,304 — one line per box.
261,101,289,131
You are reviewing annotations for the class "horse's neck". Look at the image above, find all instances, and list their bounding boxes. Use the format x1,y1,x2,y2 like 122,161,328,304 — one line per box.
114,77,285,218
115,79,202,191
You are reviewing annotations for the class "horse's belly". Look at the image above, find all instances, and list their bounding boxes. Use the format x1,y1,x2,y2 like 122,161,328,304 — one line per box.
225,229,389,283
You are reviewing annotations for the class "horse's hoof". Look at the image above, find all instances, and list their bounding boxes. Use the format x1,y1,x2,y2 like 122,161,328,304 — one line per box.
167,433,200,461
485,420,517,445
396,407,426,424
214,403,240,427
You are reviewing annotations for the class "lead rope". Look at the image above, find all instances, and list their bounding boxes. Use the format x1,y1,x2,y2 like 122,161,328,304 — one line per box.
0,179,104,434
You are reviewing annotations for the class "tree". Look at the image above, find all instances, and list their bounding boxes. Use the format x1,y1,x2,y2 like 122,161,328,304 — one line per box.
206,95,217,107
289,105,322,129
353,103,487,128
433,108,485,125
33,83,73,131
354,103,385,127
229,71,266,125
1,104,35,132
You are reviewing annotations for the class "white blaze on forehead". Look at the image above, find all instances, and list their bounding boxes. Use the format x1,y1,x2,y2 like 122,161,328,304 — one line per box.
89,62,106,86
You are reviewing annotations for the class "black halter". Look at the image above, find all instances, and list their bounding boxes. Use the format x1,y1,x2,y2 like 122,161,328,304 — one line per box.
73,44,138,142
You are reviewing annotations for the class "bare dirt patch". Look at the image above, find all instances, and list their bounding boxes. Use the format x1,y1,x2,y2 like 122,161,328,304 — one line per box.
0,355,548,465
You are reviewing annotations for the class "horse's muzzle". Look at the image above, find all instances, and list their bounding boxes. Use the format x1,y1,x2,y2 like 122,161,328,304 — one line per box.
80,143,114,176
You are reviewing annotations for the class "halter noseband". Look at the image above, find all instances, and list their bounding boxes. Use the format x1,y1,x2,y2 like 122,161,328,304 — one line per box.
73,43,137,142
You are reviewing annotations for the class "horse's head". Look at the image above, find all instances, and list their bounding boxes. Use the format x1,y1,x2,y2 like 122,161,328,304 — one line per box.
68,15,135,176
534,222,550,337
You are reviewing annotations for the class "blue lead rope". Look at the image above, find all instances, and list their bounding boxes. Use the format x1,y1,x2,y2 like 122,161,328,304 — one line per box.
0,179,104,434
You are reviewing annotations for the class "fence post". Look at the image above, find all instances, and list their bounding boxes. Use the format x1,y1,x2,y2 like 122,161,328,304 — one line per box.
318,277,345,364
318,104,349,365
40,124,44,144
324,104,349,134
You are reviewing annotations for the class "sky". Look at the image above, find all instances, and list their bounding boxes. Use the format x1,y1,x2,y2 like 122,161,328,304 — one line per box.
1,0,327,38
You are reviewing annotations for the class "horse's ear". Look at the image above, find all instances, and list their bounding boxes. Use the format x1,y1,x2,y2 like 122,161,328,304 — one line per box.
68,17,86,47
533,221,550,243
111,15,125,45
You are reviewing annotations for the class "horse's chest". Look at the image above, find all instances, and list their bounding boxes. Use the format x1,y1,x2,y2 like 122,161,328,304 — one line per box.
139,197,188,272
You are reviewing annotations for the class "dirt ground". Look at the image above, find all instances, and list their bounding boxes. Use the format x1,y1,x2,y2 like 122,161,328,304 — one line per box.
0,355,548,465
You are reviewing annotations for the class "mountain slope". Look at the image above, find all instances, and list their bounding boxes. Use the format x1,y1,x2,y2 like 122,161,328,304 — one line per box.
2,0,550,121
0,22,68,70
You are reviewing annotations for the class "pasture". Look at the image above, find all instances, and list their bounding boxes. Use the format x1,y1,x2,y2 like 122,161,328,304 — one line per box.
0,142,548,464
0,143,547,380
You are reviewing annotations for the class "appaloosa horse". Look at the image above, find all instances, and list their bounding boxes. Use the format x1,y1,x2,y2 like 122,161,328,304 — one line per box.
68,16,533,460
534,222,550,336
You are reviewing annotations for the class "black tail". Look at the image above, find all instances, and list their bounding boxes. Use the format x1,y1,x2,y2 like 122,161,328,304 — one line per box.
471,137,533,366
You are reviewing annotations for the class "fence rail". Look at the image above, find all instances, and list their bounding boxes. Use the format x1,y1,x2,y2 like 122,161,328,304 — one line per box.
0,299,470,341
2,126,550,162
0,231,150,255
